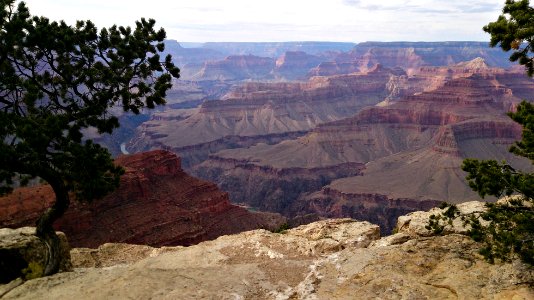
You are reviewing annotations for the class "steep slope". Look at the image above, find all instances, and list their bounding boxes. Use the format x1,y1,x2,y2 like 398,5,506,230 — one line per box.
194,68,531,233
0,150,284,248
129,65,399,167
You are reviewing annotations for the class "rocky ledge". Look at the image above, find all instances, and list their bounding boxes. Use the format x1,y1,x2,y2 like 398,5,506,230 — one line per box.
2,203,533,299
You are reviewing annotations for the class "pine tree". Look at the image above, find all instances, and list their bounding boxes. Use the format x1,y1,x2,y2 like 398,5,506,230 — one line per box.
428,0,534,265
0,0,180,275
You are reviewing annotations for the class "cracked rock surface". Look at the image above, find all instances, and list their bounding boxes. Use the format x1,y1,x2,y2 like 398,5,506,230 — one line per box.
3,216,533,299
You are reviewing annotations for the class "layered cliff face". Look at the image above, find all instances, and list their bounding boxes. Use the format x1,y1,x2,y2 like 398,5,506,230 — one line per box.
192,55,276,81
347,42,513,70
0,150,285,248
198,41,356,57
305,42,513,78
129,66,399,167
5,211,533,299
274,51,323,80
308,60,362,77
193,68,530,233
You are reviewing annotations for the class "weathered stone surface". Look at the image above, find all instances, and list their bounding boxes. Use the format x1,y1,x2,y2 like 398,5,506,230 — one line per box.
0,227,71,284
3,217,532,299
274,51,323,80
0,150,285,248
193,54,276,81
286,219,380,252
396,201,487,237
70,243,181,268
346,41,513,71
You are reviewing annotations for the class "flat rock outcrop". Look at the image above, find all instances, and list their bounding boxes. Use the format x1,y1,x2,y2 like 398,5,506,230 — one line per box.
0,150,285,248
3,212,532,299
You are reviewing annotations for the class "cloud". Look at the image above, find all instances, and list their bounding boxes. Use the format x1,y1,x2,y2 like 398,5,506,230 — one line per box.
20,0,501,42
343,0,500,14
343,0,361,5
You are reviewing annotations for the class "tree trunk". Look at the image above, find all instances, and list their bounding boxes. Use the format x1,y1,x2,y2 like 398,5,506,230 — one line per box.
35,177,69,276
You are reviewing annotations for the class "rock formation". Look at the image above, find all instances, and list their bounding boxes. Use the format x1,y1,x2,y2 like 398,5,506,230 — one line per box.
0,227,71,284
198,41,356,57
129,66,400,167
193,66,531,233
0,150,285,248
274,51,323,80
192,55,276,81
3,209,532,299
347,42,513,71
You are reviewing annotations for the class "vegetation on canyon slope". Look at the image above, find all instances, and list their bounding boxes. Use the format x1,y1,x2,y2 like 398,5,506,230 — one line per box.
429,0,534,265
0,0,179,275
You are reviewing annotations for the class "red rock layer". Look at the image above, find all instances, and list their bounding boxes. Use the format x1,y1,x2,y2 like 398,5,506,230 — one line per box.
0,150,284,248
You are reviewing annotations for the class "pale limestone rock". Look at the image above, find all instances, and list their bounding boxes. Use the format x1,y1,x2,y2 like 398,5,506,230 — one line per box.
314,234,533,299
0,227,71,284
369,232,411,248
287,218,380,252
396,201,487,237
3,219,532,299
71,243,182,268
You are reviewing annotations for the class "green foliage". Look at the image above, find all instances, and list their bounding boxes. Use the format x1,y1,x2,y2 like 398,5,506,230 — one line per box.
461,99,534,264
0,0,179,276
427,0,534,265
426,203,460,235
0,0,179,202
484,0,534,76
272,223,290,234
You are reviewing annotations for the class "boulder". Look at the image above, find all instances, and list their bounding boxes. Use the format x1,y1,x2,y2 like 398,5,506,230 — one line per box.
0,227,71,284
396,201,487,237
287,218,380,252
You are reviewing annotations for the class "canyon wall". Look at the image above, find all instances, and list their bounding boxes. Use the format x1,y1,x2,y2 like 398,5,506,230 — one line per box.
0,150,284,248
193,67,530,233
129,66,399,167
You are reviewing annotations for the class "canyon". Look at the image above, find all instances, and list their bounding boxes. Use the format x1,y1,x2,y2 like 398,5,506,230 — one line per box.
0,150,284,248
5,41,534,245
192,64,532,233
128,64,400,167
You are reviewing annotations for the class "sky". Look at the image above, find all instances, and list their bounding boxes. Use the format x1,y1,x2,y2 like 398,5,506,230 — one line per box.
20,0,503,43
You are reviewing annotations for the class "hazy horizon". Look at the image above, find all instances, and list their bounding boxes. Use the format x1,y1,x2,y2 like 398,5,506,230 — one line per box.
20,0,501,43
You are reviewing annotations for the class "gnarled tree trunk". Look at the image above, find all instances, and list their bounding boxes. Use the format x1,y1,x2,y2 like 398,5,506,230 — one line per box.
35,176,69,276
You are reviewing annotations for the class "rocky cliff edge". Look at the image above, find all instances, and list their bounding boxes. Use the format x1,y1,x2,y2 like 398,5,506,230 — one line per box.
3,202,533,299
